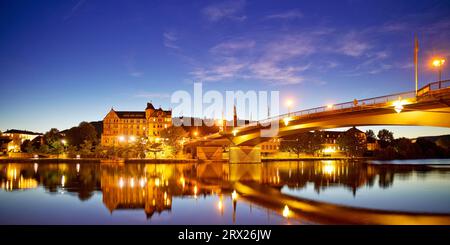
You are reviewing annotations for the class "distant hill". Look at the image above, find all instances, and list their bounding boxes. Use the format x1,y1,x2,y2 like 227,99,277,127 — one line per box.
89,121,103,138
416,134,450,149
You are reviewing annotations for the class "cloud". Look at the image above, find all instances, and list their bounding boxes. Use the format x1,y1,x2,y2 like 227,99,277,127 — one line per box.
202,0,246,22
337,32,371,57
210,39,256,55
130,72,143,77
191,34,314,85
125,53,144,78
134,92,171,99
163,31,180,49
190,59,248,82
266,9,303,20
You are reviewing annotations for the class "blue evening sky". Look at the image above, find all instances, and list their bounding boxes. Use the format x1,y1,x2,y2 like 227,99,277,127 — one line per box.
1,0,450,138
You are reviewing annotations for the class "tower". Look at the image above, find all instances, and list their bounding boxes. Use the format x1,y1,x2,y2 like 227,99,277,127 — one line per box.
233,105,237,127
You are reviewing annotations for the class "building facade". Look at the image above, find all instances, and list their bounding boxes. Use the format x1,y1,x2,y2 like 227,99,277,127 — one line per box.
2,129,42,153
101,103,172,146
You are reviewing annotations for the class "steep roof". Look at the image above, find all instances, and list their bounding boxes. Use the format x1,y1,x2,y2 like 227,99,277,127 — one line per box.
114,111,146,119
150,108,172,117
146,102,155,110
3,129,42,135
346,126,364,134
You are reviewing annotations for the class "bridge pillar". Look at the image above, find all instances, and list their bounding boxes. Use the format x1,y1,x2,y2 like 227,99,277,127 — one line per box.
196,146,224,161
229,146,261,164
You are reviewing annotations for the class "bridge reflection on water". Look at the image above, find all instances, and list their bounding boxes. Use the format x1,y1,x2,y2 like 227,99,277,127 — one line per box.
1,161,450,224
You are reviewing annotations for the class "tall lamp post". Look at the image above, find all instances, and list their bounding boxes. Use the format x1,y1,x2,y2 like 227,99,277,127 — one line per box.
432,58,446,88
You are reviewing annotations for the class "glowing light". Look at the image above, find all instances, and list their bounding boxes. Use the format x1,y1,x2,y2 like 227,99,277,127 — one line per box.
61,175,65,187
61,139,67,145
217,199,223,210
179,176,186,188
164,191,167,200
194,185,198,198
34,163,38,173
129,136,136,142
155,178,160,187
33,154,39,159
140,178,145,188
282,205,290,218
286,99,293,107
323,147,336,154
118,135,125,142
231,190,238,200
232,129,238,136
119,177,124,188
327,104,333,109
323,162,336,175
283,117,291,126
76,163,80,173
193,131,198,137
393,98,405,113
432,58,445,67
130,178,135,188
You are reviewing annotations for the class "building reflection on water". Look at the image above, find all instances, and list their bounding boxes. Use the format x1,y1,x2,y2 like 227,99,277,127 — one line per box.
0,161,447,220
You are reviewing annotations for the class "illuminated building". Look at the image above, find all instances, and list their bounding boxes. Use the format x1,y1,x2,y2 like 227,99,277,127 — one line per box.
260,138,281,156
101,102,172,146
2,129,42,153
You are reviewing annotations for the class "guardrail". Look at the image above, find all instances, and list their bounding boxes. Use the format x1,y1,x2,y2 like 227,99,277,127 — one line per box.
256,80,450,126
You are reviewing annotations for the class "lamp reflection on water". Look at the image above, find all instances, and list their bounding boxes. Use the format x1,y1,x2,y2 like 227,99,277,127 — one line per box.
282,205,290,218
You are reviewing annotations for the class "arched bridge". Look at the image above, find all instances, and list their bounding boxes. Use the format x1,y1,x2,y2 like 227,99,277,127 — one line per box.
187,80,450,162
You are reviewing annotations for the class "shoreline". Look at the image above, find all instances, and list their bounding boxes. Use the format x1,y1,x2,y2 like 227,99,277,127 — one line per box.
1,156,447,164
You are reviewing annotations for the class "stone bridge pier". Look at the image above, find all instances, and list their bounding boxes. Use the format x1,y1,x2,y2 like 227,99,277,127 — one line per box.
228,146,261,163
196,145,262,163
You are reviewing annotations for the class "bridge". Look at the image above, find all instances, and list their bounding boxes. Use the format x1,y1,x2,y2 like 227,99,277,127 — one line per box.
186,80,450,163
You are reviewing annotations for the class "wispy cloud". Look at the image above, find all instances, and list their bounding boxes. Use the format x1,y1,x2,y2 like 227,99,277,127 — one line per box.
163,31,180,49
191,34,314,85
336,32,371,57
266,9,303,20
202,0,246,22
210,39,255,55
125,53,144,78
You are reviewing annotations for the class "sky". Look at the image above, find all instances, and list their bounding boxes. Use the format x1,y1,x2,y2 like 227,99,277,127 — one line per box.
1,0,450,138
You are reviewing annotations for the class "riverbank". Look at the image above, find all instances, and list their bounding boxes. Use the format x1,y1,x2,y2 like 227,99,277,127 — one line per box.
262,156,371,161
0,157,197,164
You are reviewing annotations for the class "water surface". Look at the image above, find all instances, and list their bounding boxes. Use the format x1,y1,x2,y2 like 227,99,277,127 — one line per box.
1,160,449,224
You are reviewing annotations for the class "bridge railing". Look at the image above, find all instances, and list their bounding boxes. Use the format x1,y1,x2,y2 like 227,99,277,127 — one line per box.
257,80,450,126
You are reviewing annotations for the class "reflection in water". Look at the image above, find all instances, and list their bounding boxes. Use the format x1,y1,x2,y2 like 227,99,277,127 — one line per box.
1,160,449,224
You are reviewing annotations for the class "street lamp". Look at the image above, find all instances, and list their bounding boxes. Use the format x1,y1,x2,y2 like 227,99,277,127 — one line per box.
286,99,293,115
432,58,446,88
232,129,238,136
393,97,404,113
118,135,125,143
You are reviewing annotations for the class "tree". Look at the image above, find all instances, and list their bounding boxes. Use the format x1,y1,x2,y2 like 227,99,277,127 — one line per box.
280,131,323,157
79,140,94,157
148,142,163,159
160,126,187,157
21,139,32,152
337,131,367,157
44,128,61,146
280,138,303,158
377,129,394,148
365,130,377,143
65,122,98,148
